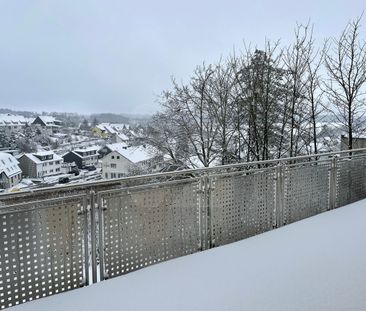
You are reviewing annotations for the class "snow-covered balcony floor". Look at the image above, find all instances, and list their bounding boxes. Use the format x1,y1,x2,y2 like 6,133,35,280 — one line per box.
13,199,366,311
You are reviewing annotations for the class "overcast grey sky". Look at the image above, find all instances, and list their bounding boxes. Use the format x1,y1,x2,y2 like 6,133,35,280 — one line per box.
0,0,365,115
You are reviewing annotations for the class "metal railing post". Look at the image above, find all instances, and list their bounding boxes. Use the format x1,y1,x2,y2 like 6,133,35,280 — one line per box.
97,194,105,281
90,190,98,283
329,156,338,210
200,173,213,250
275,164,285,228
207,175,214,248
198,176,207,251
82,196,89,286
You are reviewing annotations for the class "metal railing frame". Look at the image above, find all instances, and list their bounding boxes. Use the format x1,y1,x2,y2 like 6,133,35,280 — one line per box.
1,147,366,202
1,148,366,309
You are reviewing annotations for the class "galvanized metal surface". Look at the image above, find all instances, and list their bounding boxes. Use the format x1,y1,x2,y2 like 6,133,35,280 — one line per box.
1,150,366,309
210,170,276,247
0,196,87,309
336,157,366,207
283,162,331,225
98,179,202,279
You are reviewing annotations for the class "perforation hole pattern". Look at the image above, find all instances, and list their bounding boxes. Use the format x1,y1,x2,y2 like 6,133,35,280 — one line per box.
101,180,202,278
336,157,366,207
210,170,276,247
0,198,86,309
2,155,366,309
283,162,330,224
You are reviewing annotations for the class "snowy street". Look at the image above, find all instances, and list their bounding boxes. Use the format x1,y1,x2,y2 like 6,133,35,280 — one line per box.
12,199,366,311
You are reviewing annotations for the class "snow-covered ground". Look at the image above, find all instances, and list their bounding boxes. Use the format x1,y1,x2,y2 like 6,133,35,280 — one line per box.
13,199,366,311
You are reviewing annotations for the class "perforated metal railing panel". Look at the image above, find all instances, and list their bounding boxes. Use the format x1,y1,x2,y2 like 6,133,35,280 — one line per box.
0,196,88,309
2,150,366,309
99,179,202,279
283,162,331,224
336,156,366,207
210,169,276,247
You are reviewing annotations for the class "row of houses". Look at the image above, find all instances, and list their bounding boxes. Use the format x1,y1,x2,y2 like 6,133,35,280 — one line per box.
0,114,62,135
0,114,31,134
0,143,166,189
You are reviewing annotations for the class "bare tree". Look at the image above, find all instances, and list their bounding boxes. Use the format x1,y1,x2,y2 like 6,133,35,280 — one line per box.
323,15,366,150
283,22,314,157
305,49,324,154
205,59,237,164
161,65,219,167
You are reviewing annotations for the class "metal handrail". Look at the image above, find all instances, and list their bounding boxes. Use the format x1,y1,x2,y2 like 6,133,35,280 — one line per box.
1,147,366,199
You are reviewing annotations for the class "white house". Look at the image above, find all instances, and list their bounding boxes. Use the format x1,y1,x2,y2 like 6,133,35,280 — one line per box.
0,152,22,189
101,143,164,179
18,151,63,178
102,150,133,179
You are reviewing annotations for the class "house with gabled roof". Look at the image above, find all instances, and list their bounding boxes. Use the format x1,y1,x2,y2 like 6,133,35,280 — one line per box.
0,152,22,189
18,151,63,178
63,146,99,169
100,143,165,179
32,116,62,133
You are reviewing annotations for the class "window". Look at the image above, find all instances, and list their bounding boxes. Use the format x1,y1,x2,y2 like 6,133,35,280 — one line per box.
111,163,117,169
117,156,120,159
105,173,108,178
56,168,60,172
118,173,124,178
111,155,114,159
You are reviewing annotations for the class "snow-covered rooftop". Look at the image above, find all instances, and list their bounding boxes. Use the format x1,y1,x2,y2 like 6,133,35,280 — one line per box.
96,123,130,135
96,123,117,134
0,152,21,178
106,143,152,163
11,199,366,311
37,116,56,124
115,132,129,141
74,146,100,153
111,123,129,131
32,116,62,127
22,151,62,164
0,114,32,126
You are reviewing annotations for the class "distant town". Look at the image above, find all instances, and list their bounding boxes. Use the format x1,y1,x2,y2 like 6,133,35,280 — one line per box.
0,110,169,193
